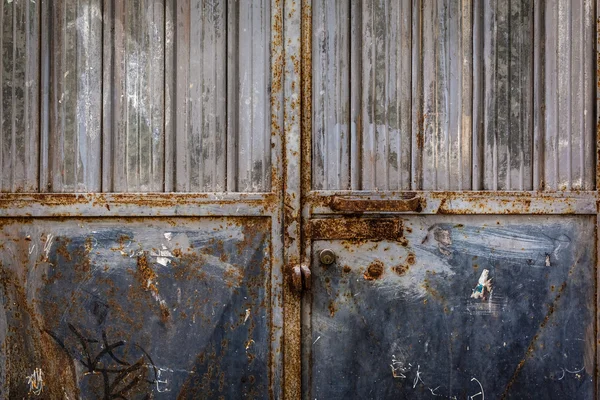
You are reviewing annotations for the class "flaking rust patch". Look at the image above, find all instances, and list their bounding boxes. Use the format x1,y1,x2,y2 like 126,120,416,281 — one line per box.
471,269,492,300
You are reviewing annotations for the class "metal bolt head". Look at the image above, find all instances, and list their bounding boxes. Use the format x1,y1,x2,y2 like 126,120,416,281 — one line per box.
319,249,336,265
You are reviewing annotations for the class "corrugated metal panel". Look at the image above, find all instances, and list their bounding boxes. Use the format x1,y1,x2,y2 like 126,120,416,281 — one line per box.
44,0,103,192
230,0,271,192
312,0,350,190
169,0,271,193
103,0,166,192
173,0,226,192
2,0,272,194
420,0,472,190
542,0,596,190
312,0,596,191
477,0,533,190
1,0,40,192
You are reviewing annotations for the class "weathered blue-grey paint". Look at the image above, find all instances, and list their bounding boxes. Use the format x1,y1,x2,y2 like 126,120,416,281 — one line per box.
307,216,595,399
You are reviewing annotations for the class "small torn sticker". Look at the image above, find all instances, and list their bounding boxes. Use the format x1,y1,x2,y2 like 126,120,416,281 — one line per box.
471,269,492,300
151,249,173,266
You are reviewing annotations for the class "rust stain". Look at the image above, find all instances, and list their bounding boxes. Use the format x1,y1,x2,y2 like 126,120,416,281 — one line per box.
392,264,409,276
328,300,337,317
363,261,384,281
330,195,424,213
310,218,405,242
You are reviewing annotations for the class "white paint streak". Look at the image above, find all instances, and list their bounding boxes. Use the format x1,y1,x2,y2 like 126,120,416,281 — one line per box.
43,234,54,259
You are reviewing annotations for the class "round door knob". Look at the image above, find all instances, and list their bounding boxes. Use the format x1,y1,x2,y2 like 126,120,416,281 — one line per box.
319,249,336,265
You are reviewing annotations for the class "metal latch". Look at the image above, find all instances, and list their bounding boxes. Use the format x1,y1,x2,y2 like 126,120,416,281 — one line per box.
292,264,311,292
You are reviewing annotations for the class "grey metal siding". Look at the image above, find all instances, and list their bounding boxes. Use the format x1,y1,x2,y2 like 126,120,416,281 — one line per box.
311,0,596,191
1,0,271,193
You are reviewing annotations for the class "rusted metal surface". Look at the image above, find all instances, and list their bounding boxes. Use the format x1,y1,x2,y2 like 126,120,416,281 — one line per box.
310,218,405,242
282,0,302,397
330,195,424,213
306,215,596,399
308,191,598,215
0,193,280,217
0,217,275,398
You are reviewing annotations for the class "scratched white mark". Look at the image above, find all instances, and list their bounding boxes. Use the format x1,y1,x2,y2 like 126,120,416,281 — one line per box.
413,365,424,388
43,234,54,259
469,377,484,400
26,368,43,395
565,366,585,374
155,367,170,393
390,355,408,379
313,336,321,345
164,232,173,241
545,254,551,267
29,244,35,255
244,308,251,323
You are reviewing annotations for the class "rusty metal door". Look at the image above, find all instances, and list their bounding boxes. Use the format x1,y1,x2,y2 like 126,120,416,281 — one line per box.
0,0,298,398
1,0,599,399
300,1,599,399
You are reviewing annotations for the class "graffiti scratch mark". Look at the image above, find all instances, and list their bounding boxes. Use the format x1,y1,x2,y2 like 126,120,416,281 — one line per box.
469,377,484,400
26,368,43,395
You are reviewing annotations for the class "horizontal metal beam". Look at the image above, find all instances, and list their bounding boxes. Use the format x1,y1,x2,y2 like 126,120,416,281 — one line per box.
0,193,277,217
307,191,598,215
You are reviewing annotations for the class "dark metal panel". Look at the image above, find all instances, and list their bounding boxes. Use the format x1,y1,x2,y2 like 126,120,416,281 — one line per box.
0,217,272,398
306,215,596,399
1,0,40,193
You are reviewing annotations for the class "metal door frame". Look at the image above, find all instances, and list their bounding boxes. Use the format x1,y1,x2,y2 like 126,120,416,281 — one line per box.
295,1,600,399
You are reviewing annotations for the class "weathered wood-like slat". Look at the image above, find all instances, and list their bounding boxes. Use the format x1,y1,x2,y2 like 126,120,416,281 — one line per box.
46,0,102,192
105,0,165,192
1,0,40,192
232,0,271,192
361,0,412,190
420,0,472,190
173,0,227,192
312,0,594,192
312,0,350,190
481,0,533,190
544,0,595,190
